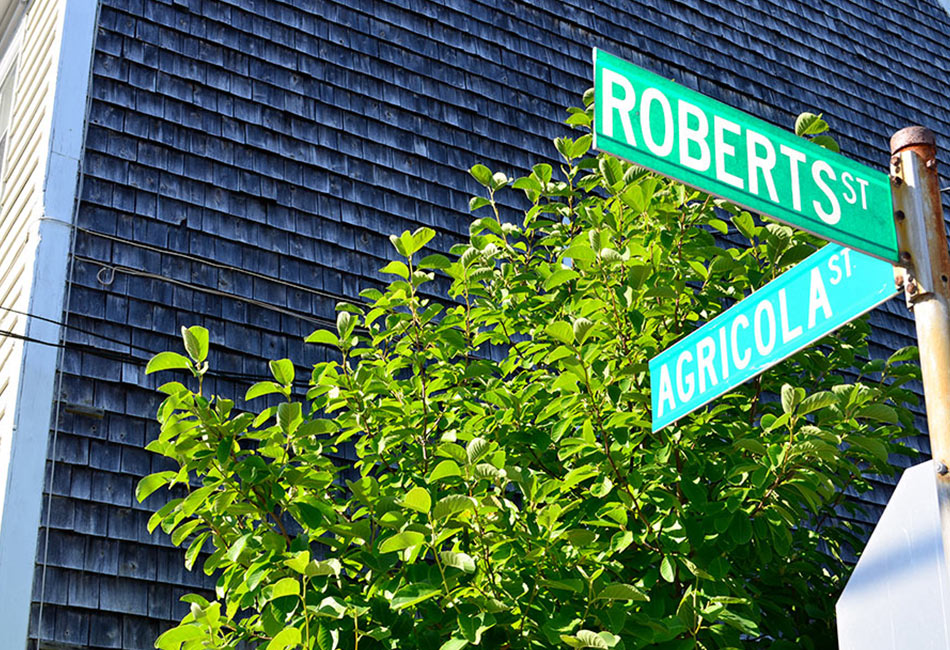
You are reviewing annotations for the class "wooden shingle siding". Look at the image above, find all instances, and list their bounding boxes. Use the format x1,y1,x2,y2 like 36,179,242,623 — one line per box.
27,0,950,647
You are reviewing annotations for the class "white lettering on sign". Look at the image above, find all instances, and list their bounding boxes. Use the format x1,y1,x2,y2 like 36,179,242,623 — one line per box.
747,129,778,202
676,350,694,402
658,364,675,418
697,336,718,392
779,144,807,211
731,314,751,370
713,116,744,189
717,326,730,380
812,160,841,225
856,177,869,210
779,288,802,343
640,87,674,157
678,100,711,172
599,78,879,232
754,300,776,356
601,69,636,144
596,51,897,266
808,267,832,328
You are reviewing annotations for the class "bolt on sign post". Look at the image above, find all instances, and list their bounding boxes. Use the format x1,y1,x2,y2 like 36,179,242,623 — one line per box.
890,126,950,574
650,243,896,430
592,48,899,262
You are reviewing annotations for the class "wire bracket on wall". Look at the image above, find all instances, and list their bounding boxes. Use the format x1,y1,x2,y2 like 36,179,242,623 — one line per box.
95,265,114,286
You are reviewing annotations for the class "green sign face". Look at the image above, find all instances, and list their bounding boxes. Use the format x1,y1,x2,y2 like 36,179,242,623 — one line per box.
650,243,897,430
593,49,899,262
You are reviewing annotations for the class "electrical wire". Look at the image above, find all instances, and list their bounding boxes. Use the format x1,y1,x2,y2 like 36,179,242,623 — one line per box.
75,225,359,304
0,324,317,387
73,254,337,328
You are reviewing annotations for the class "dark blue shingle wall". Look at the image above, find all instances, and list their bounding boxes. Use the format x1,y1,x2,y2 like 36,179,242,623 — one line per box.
27,0,950,647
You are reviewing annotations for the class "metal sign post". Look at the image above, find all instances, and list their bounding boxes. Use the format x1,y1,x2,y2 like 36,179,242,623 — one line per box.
890,126,950,572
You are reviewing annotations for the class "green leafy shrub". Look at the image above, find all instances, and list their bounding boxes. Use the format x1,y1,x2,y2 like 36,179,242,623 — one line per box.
140,98,917,650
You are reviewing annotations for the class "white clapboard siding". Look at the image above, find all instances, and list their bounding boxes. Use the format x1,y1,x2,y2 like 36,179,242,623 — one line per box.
0,0,64,443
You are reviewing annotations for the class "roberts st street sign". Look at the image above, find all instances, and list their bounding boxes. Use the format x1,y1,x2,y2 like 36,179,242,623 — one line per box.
593,48,899,262
649,243,897,430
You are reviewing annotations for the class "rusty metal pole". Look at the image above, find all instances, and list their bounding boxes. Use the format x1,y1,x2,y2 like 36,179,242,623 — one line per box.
890,126,950,569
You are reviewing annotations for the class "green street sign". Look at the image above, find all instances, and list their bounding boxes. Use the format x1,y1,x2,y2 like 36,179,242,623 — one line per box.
593,49,899,262
650,243,897,430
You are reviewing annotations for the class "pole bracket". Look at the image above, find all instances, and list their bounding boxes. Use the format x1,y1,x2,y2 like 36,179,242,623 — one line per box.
890,147,945,310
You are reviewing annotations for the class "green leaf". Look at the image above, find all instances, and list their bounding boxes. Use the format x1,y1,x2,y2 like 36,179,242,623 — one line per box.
780,383,798,415
184,532,209,571
336,310,356,339
439,638,469,650
270,358,295,386
887,346,918,365
660,556,676,582
545,321,574,345
316,624,337,650
307,558,343,578
347,476,379,506
732,212,756,241
155,625,204,650
563,245,596,262
264,577,300,601
513,176,542,193
145,351,192,375
734,438,768,455
181,326,209,363
470,164,493,187
795,112,828,136
277,402,302,434
135,471,175,503
571,134,592,158
439,550,476,573
316,596,347,618
573,318,594,344
718,608,761,635
409,227,436,255
429,459,462,481
389,232,409,257
469,196,491,211
857,404,898,423
305,329,340,346
544,269,579,291
597,583,649,601
533,163,552,184
284,551,310,574
708,217,729,234
561,630,610,649
599,156,623,187
226,534,250,562
267,627,302,650
381,260,409,279
466,437,490,465
799,391,836,415
170,518,201,547
379,531,425,553
811,134,839,152
246,381,284,401
433,495,476,520
402,487,431,513
391,583,441,610
420,254,451,269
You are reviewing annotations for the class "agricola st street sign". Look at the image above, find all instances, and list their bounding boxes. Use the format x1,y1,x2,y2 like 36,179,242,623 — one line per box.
593,48,899,262
649,243,897,431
